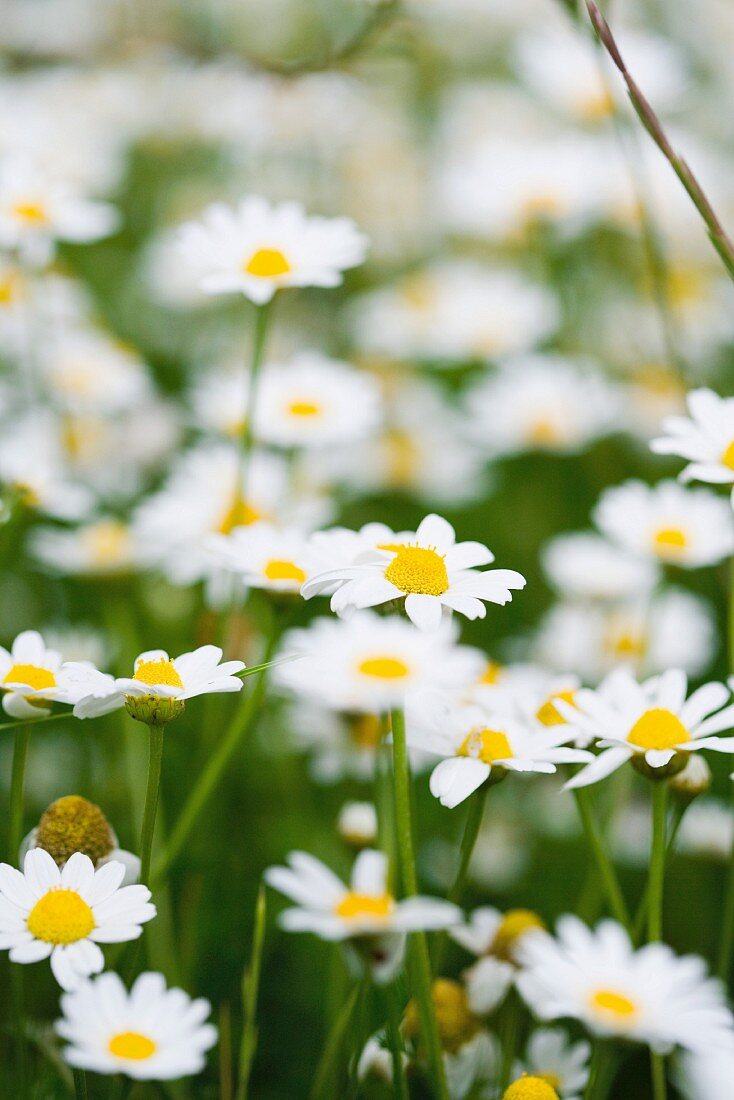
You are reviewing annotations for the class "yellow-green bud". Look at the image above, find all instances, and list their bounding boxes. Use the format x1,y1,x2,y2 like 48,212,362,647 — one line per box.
631,750,688,782
669,754,711,802
125,695,185,726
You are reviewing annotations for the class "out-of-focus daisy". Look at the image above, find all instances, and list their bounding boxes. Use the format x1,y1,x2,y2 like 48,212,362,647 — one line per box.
677,799,734,862
517,916,734,1053
56,970,217,1079
0,847,154,990
177,195,367,304
336,802,378,848
20,795,140,886
265,848,459,981
358,1031,408,1087
41,327,151,415
513,1028,590,1100
559,668,734,790
274,612,484,714
406,691,590,808
0,410,92,519
676,1048,734,1100
0,629,95,718
209,523,312,595
651,388,734,486
593,480,734,568
451,906,548,1015
466,357,622,458
541,533,659,602
303,513,526,632
31,518,138,577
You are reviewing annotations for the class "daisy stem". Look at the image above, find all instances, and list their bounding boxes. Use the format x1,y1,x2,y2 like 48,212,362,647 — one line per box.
309,980,362,1100
139,724,166,887
385,983,408,1100
239,300,273,488
650,1051,667,1100
573,789,631,932
433,787,486,972
647,781,667,943
390,707,450,1100
72,1068,88,1099
633,800,686,945
236,884,267,1100
8,724,30,862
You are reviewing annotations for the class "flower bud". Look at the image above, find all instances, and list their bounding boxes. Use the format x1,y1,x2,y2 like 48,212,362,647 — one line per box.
35,795,114,866
668,754,711,802
125,695,185,726
631,750,689,782
404,979,479,1053
337,802,378,848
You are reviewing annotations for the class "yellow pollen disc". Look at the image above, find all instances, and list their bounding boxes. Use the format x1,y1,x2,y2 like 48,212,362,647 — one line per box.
37,795,114,866
27,889,95,945
384,431,419,487
627,707,689,751
589,988,638,1021
218,494,263,534
244,248,291,278
404,979,479,1054
357,656,410,681
0,273,22,305
134,658,184,689
609,630,646,660
108,1032,158,1061
263,559,306,584
384,545,449,597
3,663,56,691
521,194,563,224
85,520,130,567
13,201,48,224
580,89,616,121
503,1075,560,1100
335,891,393,921
536,690,576,727
667,266,706,307
527,418,560,445
721,441,734,471
491,910,546,961
287,401,321,418
652,526,688,555
480,661,503,685
458,727,513,765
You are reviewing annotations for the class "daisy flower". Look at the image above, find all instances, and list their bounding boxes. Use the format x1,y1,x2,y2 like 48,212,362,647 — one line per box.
651,388,734,486
273,612,484,714
0,629,96,718
451,906,548,1016
31,518,139,577
21,795,140,886
541,532,659,602
41,327,151,416
0,409,92,520
336,802,378,848
72,645,245,723
177,195,367,304
513,1028,591,1100
593,480,734,568
0,847,155,990
56,970,217,1079
209,523,313,594
265,848,460,981
302,513,526,632
406,691,591,808
517,916,734,1054
558,668,734,789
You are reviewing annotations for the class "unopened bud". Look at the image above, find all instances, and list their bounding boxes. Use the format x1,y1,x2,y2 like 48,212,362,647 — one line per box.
669,754,711,802
125,695,185,726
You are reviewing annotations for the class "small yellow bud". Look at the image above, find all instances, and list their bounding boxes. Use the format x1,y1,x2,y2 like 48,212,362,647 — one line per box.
503,1075,559,1100
36,796,114,866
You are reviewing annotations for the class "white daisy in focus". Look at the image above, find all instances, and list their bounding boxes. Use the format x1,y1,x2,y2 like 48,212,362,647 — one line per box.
56,970,217,1079
558,668,734,790
451,906,548,1016
466,357,622,458
0,848,155,990
273,612,484,714
265,848,460,982
593,480,734,568
517,916,734,1053
20,795,140,886
651,388,734,486
31,518,138,577
541,533,659,602
177,195,367,303
406,691,590,809
0,629,97,718
72,645,245,722
513,1028,591,1100
209,523,312,594
303,513,526,632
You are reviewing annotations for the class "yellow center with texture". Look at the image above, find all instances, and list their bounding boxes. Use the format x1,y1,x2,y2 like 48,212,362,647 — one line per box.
134,658,184,689
384,546,449,596
626,708,689,751
13,201,48,224
335,892,393,921
244,248,291,278
108,1032,158,1060
503,1075,559,1100
3,663,56,690
458,728,513,765
27,889,95,944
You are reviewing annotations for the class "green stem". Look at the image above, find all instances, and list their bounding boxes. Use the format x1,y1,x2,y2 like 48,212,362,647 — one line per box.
433,788,486,972
650,1051,667,1100
633,800,685,944
309,982,362,1100
647,782,667,943
139,724,165,887
239,302,272,490
8,725,30,863
390,708,449,1100
73,1067,88,1099
385,985,408,1100
573,789,631,931
236,885,267,1100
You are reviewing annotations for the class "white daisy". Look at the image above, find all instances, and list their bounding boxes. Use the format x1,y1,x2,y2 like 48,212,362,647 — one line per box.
302,513,526,632
651,388,734,486
0,409,92,520
593,480,734,568
273,611,484,714
0,629,97,718
31,518,139,577
41,327,151,416
0,847,155,990
514,1028,591,1100
336,802,378,848
358,1031,408,1086
558,668,734,790
451,907,548,1015
541,533,659,602
676,1048,734,1100
406,691,591,808
517,916,734,1053
177,195,367,304
209,523,313,594
56,970,217,1079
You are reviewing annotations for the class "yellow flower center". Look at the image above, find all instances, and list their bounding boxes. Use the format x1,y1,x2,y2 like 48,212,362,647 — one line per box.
579,88,615,122
404,979,479,1054
384,431,419,487
384,546,449,597
357,656,411,680
36,795,114,866
85,520,131,567
458,727,513,764
503,1076,560,1100
0,272,22,305
527,418,561,445
626,708,689,751
287,401,321,418
335,891,393,921
244,248,291,278
667,266,706,307
491,910,546,961
480,661,503,685
652,526,688,555
721,441,734,471
400,273,436,310
27,889,95,944
3,663,56,691
13,201,48,224
607,628,646,660
218,494,263,534
536,690,576,727
134,658,184,689
263,559,306,584
108,1032,158,1061
589,988,638,1022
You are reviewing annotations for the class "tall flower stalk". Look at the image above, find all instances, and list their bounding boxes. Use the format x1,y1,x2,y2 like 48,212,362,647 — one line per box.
239,301,273,489
138,723,166,886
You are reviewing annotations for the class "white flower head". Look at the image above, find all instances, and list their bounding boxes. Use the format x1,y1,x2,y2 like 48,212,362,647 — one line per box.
514,1027,591,1100
560,668,734,789
209,523,313,594
31,518,138,577
452,906,548,1016
303,513,526,632
0,848,155,990
594,479,734,568
0,629,98,718
651,388,734,486
56,970,217,1079
177,195,368,304
541,532,659,602
517,916,734,1054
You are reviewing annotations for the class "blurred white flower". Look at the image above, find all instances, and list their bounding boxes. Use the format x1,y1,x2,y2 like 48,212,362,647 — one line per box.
32,519,139,577
651,388,734,486
336,802,378,847
541,532,659,602
513,1027,590,1100
209,523,312,594
0,410,92,520
41,328,151,416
